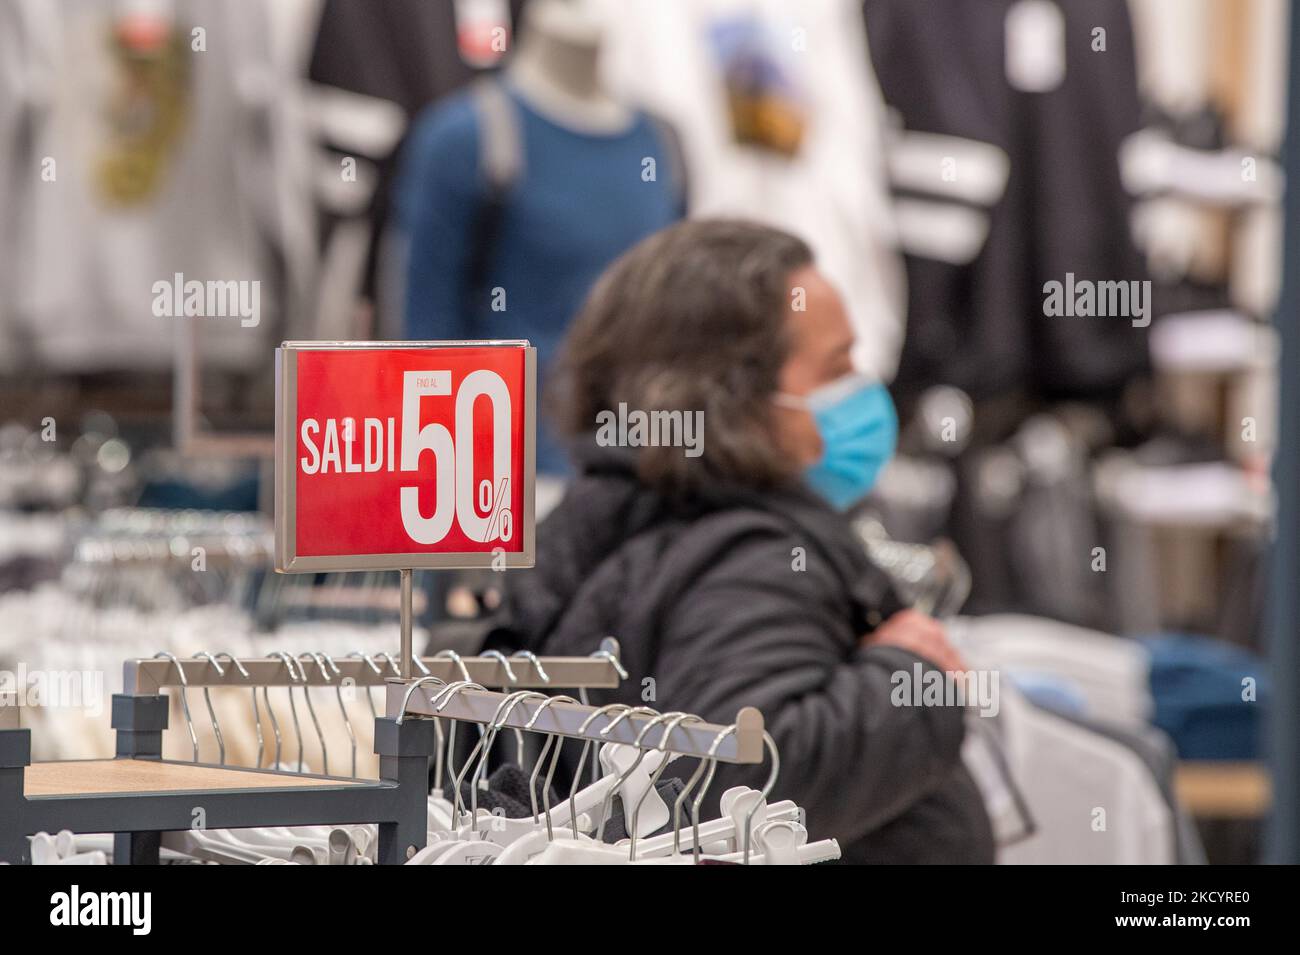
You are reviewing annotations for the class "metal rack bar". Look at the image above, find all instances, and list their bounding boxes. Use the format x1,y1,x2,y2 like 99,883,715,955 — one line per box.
74,534,274,567
386,679,765,765
399,569,413,680
122,645,624,695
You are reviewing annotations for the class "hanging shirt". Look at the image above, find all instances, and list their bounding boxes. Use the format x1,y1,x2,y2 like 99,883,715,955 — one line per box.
306,0,527,309
953,613,1154,726
989,684,1174,864
864,0,1151,404
595,0,905,382
0,0,314,373
397,82,686,475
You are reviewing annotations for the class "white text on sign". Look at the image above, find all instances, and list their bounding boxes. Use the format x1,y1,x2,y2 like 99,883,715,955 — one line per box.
298,370,514,545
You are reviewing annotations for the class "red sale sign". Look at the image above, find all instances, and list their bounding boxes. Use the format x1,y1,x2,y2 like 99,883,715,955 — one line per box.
274,342,535,571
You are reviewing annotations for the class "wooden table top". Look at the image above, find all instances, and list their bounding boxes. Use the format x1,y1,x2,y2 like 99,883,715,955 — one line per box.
24,759,364,797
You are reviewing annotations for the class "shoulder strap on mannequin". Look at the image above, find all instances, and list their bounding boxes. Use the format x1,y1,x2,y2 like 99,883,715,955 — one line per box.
466,78,523,315
471,77,523,196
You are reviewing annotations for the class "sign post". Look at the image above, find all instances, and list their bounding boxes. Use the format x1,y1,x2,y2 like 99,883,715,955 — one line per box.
274,341,536,678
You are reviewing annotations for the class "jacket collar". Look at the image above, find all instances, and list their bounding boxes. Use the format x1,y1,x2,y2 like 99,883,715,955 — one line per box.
566,434,902,622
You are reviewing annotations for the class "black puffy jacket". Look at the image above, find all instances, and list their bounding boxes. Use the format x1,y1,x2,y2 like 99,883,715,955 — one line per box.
489,440,993,863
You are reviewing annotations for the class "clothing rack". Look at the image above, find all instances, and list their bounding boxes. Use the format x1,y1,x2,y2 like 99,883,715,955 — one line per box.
72,513,273,567
1,641,764,865
74,534,274,567
122,642,625,694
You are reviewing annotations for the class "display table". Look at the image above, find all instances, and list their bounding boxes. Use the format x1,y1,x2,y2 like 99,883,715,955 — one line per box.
23,758,363,797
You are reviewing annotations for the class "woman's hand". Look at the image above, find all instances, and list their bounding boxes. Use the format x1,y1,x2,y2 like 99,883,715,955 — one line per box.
861,609,967,673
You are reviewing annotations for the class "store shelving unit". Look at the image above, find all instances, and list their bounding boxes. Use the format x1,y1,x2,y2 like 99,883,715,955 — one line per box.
1,693,436,865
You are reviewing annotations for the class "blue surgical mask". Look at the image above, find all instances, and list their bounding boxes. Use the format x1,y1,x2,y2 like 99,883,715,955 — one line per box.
776,374,898,510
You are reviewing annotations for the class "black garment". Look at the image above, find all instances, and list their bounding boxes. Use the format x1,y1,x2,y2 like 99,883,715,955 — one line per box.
865,0,1150,405
865,0,1029,404
488,439,995,863
307,0,527,300
1017,0,1151,400
310,0,501,117
950,412,1109,627
456,764,559,819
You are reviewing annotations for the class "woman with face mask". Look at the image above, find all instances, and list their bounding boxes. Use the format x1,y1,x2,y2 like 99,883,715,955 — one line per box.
489,219,993,863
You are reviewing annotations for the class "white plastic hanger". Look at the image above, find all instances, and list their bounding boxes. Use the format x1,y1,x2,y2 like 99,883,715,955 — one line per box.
619,792,802,859
434,690,549,862
495,711,688,865
401,682,527,862
708,827,843,865
160,830,268,865
454,693,586,845
28,831,110,866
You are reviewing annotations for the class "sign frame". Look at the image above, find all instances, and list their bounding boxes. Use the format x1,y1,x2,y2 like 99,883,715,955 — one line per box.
274,340,536,573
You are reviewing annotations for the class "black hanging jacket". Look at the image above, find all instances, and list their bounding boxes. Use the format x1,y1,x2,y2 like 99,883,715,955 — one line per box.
488,440,994,863
865,0,1151,406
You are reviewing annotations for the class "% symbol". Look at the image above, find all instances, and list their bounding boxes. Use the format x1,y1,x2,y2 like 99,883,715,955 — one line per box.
477,477,513,543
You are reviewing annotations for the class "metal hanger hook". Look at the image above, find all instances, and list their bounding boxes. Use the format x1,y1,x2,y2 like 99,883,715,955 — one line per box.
595,711,682,842
479,649,518,684
629,713,701,861
296,652,332,775
394,675,450,725
191,651,228,765
319,652,357,778
213,651,261,768
511,650,550,684
566,704,631,837
683,724,738,862
467,691,547,832
522,695,578,835
740,731,782,865
267,651,304,772
152,651,198,762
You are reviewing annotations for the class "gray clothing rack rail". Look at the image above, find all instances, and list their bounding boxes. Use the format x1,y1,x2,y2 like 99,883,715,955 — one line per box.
122,642,625,694
389,682,765,765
